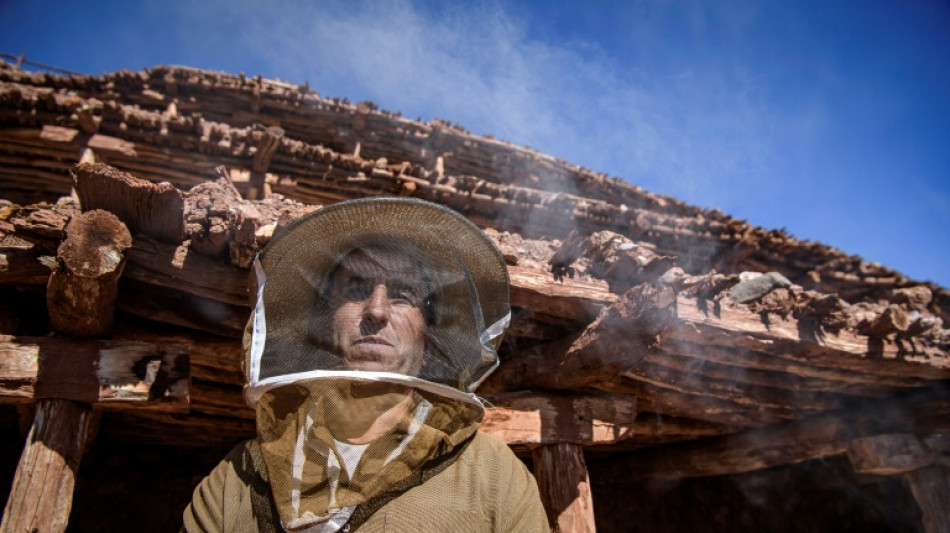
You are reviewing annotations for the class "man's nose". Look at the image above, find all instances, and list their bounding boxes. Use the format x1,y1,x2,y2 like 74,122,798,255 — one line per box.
363,284,391,322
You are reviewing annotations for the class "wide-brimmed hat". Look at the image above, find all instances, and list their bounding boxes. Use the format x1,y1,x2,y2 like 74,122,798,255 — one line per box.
244,196,511,404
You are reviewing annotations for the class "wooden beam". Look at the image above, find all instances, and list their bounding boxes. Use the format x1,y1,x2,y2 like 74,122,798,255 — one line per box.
0,398,93,533
480,392,636,448
533,443,596,533
484,282,677,393
508,265,616,323
0,336,189,411
123,237,250,307
494,290,950,394
486,286,950,426
3,208,133,533
672,296,950,379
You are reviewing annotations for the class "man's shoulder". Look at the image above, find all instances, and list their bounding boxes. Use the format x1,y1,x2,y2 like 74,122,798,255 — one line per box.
455,430,526,475
470,429,518,455
211,439,270,486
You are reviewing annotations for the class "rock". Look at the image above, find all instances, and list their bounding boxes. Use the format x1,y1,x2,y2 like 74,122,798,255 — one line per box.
729,272,793,303
891,286,933,310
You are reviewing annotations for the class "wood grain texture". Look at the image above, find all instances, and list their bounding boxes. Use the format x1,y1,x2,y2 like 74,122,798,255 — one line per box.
533,443,596,533
0,336,189,411
0,398,92,533
46,209,131,337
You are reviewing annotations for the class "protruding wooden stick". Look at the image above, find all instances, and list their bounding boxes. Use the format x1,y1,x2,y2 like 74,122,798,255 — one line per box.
247,126,283,200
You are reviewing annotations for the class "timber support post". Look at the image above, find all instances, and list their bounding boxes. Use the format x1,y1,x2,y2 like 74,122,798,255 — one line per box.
533,443,597,533
1,209,131,533
847,433,950,533
1,398,94,532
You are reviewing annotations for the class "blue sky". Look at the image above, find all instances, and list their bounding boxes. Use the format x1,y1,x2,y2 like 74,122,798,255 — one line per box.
2,0,948,288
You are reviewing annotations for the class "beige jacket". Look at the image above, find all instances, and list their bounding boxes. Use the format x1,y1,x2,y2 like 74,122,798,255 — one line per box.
183,430,549,532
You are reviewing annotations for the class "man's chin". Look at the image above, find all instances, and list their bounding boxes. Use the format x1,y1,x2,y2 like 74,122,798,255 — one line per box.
344,360,391,372
342,349,397,373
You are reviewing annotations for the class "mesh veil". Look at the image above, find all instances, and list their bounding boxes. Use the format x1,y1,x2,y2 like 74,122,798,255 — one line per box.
245,197,510,399
240,197,511,531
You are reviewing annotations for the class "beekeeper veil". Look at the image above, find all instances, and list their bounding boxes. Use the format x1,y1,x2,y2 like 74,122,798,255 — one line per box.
243,197,510,531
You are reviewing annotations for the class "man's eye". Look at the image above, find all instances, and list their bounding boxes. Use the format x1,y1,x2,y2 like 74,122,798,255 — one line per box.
388,287,418,305
343,280,371,300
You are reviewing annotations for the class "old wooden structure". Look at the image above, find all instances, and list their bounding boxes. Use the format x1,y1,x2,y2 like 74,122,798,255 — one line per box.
0,59,947,532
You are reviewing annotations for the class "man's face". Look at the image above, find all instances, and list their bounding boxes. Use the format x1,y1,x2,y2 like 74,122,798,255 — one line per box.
328,249,427,376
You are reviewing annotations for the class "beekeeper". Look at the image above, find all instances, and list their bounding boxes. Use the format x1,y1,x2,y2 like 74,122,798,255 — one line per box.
183,197,549,532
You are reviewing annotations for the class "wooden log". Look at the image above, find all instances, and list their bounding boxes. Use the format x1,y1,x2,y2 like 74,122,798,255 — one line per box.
116,279,249,338
508,265,616,323
0,228,50,286
72,162,185,242
903,466,950,533
487,287,950,426
0,398,93,533
46,209,132,337
486,282,677,392
123,237,250,307
672,295,950,379
533,443,596,533
480,392,636,449
0,336,189,411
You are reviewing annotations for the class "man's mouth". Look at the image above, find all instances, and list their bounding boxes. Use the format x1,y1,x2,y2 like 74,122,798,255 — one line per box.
353,336,392,347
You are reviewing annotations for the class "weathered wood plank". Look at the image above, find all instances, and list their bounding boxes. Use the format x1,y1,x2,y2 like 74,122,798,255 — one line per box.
72,162,185,242
487,287,950,426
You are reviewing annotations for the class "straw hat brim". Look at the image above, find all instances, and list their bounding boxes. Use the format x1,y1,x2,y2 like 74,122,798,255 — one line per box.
257,196,510,336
